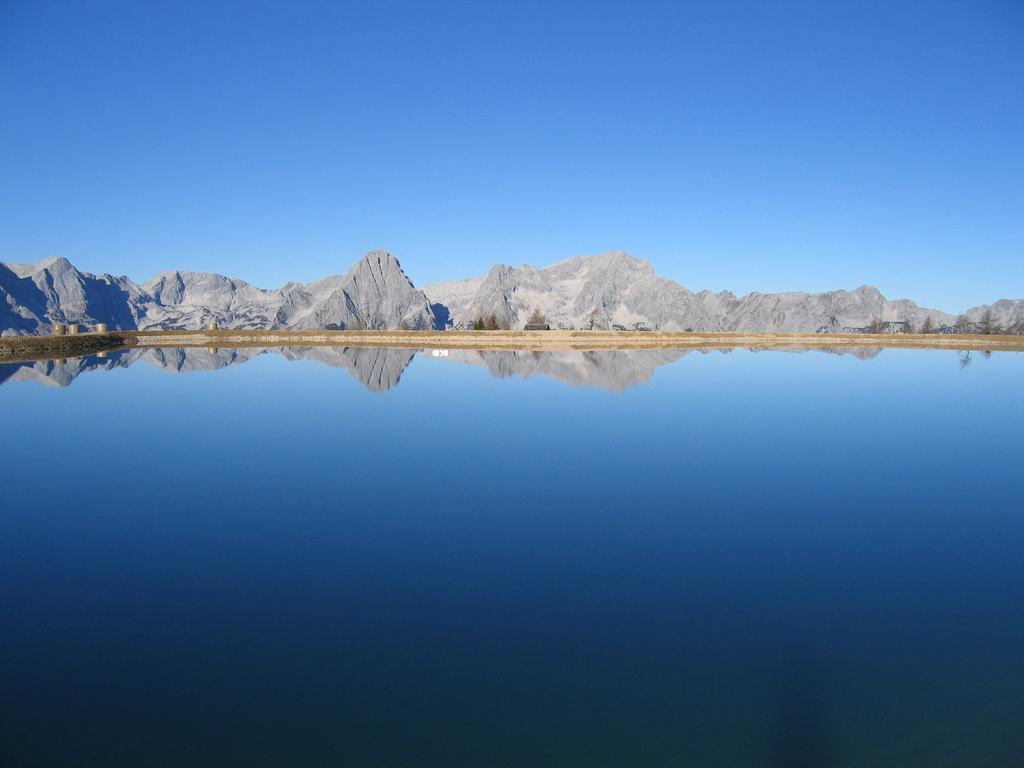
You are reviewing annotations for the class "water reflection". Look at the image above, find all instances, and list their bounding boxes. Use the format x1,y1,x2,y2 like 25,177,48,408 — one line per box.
0,346,416,392
2,344,1022,766
0,344,979,392
436,348,689,391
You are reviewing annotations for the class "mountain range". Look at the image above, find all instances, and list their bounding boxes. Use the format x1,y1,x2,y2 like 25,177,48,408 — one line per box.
2,249,1021,336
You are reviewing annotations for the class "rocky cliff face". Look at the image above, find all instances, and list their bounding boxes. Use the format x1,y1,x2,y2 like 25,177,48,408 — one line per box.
424,252,706,330
0,250,435,335
964,299,1024,332
288,251,435,331
423,251,972,332
0,257,146,334
2,249,1020,336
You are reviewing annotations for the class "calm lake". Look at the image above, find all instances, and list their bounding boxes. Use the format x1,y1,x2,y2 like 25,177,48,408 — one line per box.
2,346,1022,766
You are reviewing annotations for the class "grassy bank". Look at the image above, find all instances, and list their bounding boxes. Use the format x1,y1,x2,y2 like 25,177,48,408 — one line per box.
3,328,1023,363
125,328,1024,352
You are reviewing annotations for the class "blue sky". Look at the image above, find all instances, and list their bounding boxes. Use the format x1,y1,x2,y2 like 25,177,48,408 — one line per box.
1,0,1021,310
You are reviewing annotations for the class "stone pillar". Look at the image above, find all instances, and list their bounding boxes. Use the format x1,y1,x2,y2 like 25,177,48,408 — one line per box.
67,323,80,335
208,321,219,331
52,323,66,336
95,323,108,333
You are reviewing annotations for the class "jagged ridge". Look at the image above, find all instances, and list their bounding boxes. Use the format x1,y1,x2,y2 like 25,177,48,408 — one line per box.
0,250,435,336
2,249,1021,336
424,251,1022,333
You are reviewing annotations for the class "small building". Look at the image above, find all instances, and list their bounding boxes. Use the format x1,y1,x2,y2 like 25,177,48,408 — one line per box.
524,323,550,331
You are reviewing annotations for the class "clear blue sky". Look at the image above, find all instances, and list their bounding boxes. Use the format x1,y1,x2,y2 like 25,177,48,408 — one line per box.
1,0,1021,310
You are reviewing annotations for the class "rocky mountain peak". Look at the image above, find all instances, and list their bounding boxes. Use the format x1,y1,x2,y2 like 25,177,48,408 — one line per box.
2,251,1022,337
347,250,415,290
38,256,76,273
0,251,437,334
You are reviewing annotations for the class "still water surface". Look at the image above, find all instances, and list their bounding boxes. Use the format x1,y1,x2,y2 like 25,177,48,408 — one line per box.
1,347,1022,766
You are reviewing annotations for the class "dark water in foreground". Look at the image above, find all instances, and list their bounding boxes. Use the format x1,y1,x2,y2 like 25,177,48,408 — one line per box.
1,346,1022,767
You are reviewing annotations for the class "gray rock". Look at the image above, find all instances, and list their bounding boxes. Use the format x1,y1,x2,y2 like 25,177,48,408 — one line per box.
1,257,145,335
424,251,972,332
964,299,1024,333
3,249,1020,336
0,250,434,334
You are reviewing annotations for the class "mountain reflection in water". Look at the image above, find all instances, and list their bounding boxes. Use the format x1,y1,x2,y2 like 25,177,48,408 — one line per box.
0,345,888,392
2,345,1022,767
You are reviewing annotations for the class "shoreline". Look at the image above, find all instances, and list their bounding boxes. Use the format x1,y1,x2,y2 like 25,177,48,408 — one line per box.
2,329,1024,363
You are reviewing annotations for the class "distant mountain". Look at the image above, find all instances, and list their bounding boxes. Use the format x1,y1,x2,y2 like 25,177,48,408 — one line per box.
2,249,1021,336
964,299,1024,334
0,257,143,335
424,251,975,332
0,250,435,335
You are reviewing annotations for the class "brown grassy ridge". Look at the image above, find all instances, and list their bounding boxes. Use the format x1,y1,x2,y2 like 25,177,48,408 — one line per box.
0,332,128,363
3,328,1023,363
